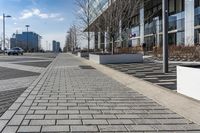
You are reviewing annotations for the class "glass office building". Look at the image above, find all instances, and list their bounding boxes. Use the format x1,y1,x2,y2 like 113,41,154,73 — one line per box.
88,0,200,51
10,32,42,52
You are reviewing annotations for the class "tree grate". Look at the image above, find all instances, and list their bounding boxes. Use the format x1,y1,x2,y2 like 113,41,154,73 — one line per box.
79,65,96,69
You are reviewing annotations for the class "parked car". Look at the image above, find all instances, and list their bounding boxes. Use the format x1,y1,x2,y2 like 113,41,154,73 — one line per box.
7,47,24,55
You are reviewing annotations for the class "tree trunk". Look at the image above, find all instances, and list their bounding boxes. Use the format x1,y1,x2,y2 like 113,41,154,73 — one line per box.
112,37,114,55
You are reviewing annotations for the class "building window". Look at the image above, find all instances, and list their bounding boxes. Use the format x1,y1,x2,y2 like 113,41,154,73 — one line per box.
169,0,184,14
176,0,183,12
195,0,200,8
169,0,175,13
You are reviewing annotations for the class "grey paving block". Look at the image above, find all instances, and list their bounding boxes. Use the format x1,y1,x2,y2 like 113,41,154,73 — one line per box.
17,126,41,132
30,120,55,126
0,120,8,132
126,125,156,132
41,125,69,132
45,115,68,120
69,114,93,119
25,115,44,120
83,120,108,125
57,120,82,125
8,115,24,126
71,125,98,132
0,111,15,120
98,125,128,132
107,119,135,125
2,126,18,133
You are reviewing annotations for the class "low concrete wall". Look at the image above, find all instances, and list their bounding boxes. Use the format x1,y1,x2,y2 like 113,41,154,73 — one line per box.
89,54,143,64
77,52,89,58
177,66,200,100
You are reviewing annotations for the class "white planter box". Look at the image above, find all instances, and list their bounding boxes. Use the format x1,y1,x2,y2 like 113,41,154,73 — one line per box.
89,54,143,64
77,52,89,57
177,65,200,100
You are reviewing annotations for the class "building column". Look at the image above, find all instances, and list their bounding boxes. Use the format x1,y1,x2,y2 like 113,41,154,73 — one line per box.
119,19,122,47
185,0,195,45
155,17,160,46
98,32,101,49
94,32,98,50
140,1,144,45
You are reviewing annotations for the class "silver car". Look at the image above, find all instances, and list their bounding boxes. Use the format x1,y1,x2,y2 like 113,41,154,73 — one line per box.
7,47,24,56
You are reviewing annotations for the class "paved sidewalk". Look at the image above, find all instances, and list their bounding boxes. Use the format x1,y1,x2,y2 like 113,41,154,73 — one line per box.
0,54,200,132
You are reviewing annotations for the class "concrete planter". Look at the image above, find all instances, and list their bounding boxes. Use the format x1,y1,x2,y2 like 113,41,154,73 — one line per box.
177,65,200,100
77,52,89,57
89,53,143,64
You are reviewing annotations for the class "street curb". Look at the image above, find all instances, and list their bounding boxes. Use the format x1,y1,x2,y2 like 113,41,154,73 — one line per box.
73,54,200,125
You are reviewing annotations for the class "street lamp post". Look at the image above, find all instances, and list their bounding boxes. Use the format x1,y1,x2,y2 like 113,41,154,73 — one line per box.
25,25,30,52
162,0,169,73
2,13,11,51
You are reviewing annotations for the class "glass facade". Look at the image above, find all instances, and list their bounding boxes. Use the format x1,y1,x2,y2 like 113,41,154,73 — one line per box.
195,1,200,44
89,0,109,23
89,0,200,50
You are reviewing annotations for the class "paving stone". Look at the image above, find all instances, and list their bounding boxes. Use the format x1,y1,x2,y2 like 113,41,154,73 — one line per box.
107,119,135,125
93,114,117,119
34,110,57,115
2,126,18,133
0,111,15,120
0,120,8,132
57,110,79,114
30,120,55,126
71,125,98,132
98,125,128,132
25,115,44,120
69,114,93,119
83,120,108,125
17,126,41,132
126,125,156,132
57,120,82,125
8,115,24,126
45,115,68,120
16,106,29,115
41,125,69,132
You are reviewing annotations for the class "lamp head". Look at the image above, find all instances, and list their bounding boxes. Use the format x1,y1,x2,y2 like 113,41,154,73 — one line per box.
5,15,11,18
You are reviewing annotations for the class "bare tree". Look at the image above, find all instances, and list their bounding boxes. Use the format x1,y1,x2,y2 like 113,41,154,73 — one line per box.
65,24,78,52
75,0,92,52
75,0,162,54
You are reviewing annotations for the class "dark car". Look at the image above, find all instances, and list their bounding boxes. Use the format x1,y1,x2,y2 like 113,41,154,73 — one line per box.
8,47,24,55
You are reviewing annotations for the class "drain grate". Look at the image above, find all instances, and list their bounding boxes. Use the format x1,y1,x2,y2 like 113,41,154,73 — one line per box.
79,65,96,69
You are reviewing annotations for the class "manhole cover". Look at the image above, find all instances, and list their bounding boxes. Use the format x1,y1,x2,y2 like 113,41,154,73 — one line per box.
79,65,95,69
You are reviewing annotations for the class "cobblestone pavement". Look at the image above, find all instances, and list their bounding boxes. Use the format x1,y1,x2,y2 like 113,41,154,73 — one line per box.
0,54,200,132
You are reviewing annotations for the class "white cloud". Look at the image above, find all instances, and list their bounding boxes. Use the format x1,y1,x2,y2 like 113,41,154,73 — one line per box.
19,8,64,20
19,9,33,19
49,13,60,18
57,17,64,21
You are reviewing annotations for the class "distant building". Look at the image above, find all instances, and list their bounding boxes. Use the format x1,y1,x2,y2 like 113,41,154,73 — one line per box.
10,32,42,52
52,40,61,52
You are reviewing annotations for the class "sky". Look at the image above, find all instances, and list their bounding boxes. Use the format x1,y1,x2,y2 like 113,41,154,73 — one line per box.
0,0,77,50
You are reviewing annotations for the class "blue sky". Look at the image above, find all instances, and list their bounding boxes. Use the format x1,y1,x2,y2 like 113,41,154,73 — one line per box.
0,0,76,50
